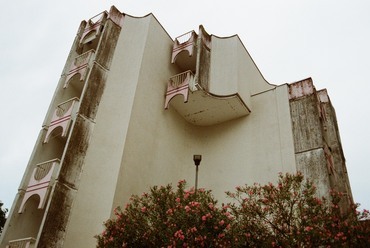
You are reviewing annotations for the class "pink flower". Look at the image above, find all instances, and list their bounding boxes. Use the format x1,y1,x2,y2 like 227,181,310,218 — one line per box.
218,233,225,238
185,206,191,212
219,220,225,226
141,207,147,213
176,197,181,203
174,230,185,240
202,215,207,221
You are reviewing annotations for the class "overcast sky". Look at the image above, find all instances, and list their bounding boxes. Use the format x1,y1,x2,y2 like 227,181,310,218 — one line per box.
1,1,369,211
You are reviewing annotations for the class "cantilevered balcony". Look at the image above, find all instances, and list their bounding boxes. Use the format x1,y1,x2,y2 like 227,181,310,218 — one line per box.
6,237,36,248
19,159,60,213
165,72,250,126
171,31,198,71
44,98,79,143
64,50,95,89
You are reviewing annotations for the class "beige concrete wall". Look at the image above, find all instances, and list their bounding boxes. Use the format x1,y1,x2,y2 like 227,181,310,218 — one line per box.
209,36,239,96
208,35,276,112
112,20,297,211
115,83,296,208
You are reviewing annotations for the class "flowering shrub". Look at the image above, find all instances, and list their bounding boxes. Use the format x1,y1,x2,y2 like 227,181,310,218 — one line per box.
227,172,370,247
96,173,370,247
96,180,232,247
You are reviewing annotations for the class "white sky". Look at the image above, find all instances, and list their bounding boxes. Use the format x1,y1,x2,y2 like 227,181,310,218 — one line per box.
1,1,369,211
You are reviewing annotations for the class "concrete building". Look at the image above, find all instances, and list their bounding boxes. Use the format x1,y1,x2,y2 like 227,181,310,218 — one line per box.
0,6,352,248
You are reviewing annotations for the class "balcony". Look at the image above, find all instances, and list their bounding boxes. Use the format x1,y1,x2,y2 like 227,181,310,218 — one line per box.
6,237,36,248
171,31,198,71
19,159,60,213
64,50,95,89
165,72,250,126
80,12,107,45
165,70,195,109
44,98,79,143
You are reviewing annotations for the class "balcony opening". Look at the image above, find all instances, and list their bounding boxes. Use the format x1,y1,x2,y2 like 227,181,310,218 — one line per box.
165,70,195,109
44,126,64,143
39,133,65,162
64,50,95,96
64,74,85,98
80,33,100,54
19,159,60,214
8,195,43,243
78,11,107,54
44,98,79,144
172,31,198,71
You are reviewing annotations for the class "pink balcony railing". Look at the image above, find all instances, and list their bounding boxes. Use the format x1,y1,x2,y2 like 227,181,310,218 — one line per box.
6,237,36,248
165,70,195,109
44,98,79,143
80,11,107,44
64,50,95,88
18,159,60,213
171,31,198,63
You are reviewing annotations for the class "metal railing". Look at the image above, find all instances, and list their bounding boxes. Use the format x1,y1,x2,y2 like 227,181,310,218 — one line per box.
72,50,95,69
7,237,36,248
54,98,79,118
84,11,107,34
169,70,193,88
34,159,59,181
175,31,196,44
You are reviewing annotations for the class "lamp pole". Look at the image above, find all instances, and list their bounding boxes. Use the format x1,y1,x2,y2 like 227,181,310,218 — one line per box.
193,155,202,194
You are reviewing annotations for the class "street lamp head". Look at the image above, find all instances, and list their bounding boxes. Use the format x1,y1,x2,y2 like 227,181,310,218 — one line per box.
193,154,202,166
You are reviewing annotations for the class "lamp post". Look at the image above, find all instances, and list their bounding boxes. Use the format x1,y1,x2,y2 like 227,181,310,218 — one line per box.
193,155,202,194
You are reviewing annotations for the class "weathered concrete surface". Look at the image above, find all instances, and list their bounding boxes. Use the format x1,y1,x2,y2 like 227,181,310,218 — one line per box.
317,89,353,209
78,64,107,120
295,148,331,199
290,93,324,153
37,183,76,248
289,79,352,209
95,19,121,70
29,14,121,248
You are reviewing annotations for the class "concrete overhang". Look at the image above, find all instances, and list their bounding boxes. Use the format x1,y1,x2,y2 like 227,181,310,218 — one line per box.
169,85,250,126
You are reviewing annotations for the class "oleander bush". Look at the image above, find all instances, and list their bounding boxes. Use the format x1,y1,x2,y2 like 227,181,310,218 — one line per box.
96,173,370,247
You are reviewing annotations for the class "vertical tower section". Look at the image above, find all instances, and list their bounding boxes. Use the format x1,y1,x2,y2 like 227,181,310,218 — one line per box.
288,78,353,212
0,6,125,248
316,89,353,211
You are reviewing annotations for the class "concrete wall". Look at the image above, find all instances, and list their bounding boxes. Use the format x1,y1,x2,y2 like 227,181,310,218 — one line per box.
208,35,275,110
111,16,297,215
289,82,331,199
